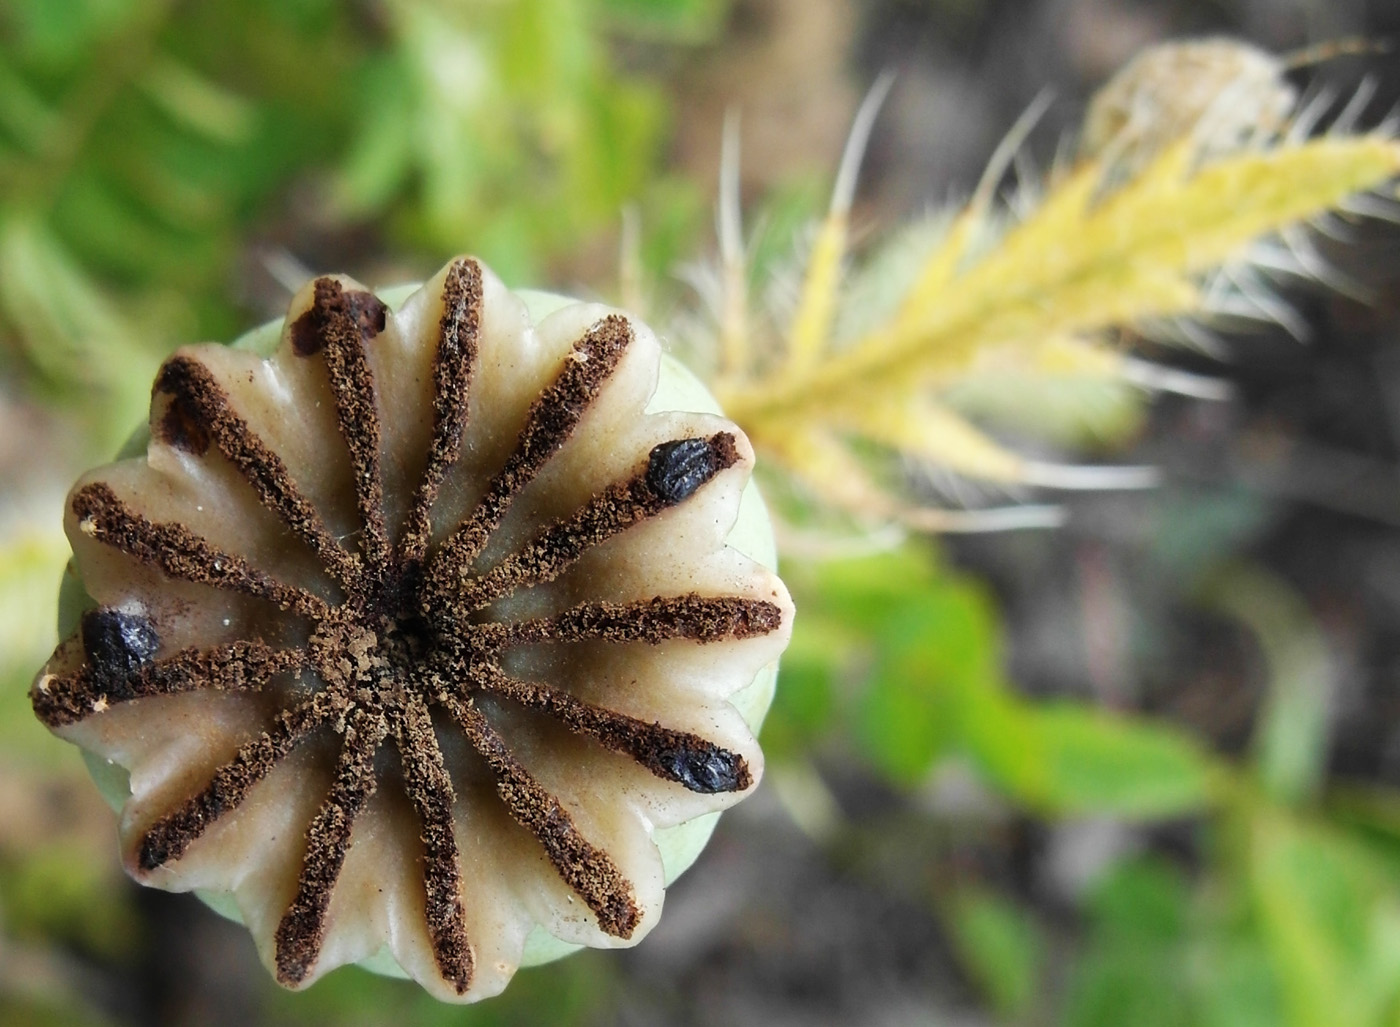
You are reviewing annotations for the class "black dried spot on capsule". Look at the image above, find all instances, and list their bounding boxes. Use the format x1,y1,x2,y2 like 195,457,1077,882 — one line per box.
140,835,171,869
658,744,750,794
81,608,159,693
647,437,724,504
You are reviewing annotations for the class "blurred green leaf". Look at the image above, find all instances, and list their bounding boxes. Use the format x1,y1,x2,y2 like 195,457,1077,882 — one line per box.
334,52,416,216
263,948,615,1027
747,174,827,292
977,702,1218,819
0,0,365,439
1324,782,1400,870
1067,853,1292,1027
761,625,839,759
1191,932,1283,1027
779,545,1218,816
2,0,138,63
854,586,996,784
0,996,116,1027
777,544,1001,782
137,55,257,144
1066,858,1194,1027
598,0,729,41
1,840,138,958
0,526,70,758
946,885,1044,1018
330,0,675,284
1250,810,1400,1027
1205,565,1332,807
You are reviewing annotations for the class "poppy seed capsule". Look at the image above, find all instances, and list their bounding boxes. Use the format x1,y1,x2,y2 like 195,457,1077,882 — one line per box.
33,258,793,1002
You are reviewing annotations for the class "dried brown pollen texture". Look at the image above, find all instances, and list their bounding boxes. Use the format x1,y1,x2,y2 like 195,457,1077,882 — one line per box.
32,258,792,1002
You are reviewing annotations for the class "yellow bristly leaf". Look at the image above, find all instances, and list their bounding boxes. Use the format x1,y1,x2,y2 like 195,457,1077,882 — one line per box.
767,420,1066,531
765,424,894,520
840,393,1159,490
842,396,1028,484
895,92,1056,323
1028,336,1123,377
784,72,893,374
724,135,1400,429
896,161,1103,334
785,210,848,373
920,335,1124,390
896,204,983,326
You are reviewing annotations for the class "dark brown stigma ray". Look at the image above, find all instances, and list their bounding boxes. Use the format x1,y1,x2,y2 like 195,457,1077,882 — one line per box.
447,432,741,615
394,692,473,993
274,708,388,987
290,278,393,576
399,259,484,567
34,635,305,728
439,693,641,939
137,690,343,872
473,594,785,651
153,355,363,592
472,664,752,794
424,314,634,606
72,483,331,621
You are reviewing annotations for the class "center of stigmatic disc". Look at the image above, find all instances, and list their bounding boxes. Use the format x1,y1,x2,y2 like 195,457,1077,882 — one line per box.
363,569,440,690
373,612,433,683
306,567,449,700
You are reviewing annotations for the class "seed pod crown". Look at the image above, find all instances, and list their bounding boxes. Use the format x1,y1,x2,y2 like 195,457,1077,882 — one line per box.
32,257,792,1002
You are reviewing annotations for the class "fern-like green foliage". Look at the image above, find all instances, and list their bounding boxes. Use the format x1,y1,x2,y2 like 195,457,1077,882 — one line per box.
0,0,714,441
0,0,358,433
333,0,690,282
